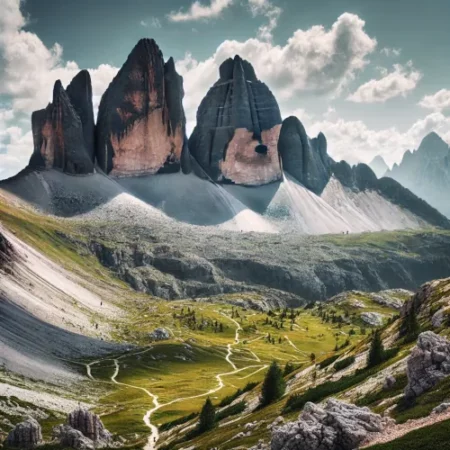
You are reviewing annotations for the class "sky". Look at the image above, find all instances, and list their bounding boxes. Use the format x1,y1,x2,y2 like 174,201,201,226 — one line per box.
1,0,450,179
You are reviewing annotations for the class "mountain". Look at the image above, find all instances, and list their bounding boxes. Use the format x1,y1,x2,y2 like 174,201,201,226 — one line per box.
386,132,450,218
369,155,389,178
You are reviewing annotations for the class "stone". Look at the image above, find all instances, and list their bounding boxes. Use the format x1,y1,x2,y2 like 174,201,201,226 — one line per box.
0,231,14,268
96,39,187,177
53,424,95,450
432,402,450,415
67,408,112,444
278,116,332,194
405,331,450,399
149,327,170,341
28,76,95,175
271,399,387,450
188,55,282,186
360,312,385,326
383,375,396,390
6,418,42,449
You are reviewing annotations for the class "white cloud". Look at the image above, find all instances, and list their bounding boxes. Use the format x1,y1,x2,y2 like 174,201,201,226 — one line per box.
168,0,233,22
380,47,401,57
248,0,282,41
178,13,377,129
419,89,450,112
348,62,421,103
140,17,162,28
0,127,33,180
299,111,450,166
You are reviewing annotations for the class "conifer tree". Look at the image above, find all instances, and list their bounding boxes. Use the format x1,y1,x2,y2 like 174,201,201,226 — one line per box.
197,397,215,433
400,304,420,342
260,361,286,406
367,330,385,368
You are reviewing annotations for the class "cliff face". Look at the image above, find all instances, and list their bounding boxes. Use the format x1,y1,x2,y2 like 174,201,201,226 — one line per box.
188,55,282,186
28,77,95,175
95,39,187,177
278,116,332,194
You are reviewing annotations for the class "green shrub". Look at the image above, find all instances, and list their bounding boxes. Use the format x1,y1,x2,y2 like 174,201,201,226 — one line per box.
218,381,258,407
159,412,198,432
215,401,246,422
334,355,355,371
318,354,339,369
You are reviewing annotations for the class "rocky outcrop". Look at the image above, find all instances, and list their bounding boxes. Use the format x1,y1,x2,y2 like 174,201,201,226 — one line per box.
0,230,14,268
361,312,385,326
6,418,42,449
188,55,282,186
278,116,332,194
271,399,387,450
53,425,95,450
96,39,187,177
68,408,111,443
405,331,450,399
28,74,95,175
149,327,170,341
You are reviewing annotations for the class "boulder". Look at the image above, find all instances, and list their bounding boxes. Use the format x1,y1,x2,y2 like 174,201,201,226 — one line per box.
28,76,95,175
96,39,187,177
432,402,450,415
149,327,170,341
188,55,282,186
53,424,95,450
360,312,385,326
278,116,332,194
271,399,387,450
67,408,112,444
405,331,450,399
383,375,396,390
6,418,42,449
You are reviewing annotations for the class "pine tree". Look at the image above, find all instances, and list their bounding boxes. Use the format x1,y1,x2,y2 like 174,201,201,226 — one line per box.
260,361,286,406
197,397,215,433
400,304,420,342
367,330,385,368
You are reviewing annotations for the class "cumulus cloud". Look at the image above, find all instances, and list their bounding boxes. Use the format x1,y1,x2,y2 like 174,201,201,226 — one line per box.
380,47,401,57
178,13,377,130
348,62,422,103
419,89,450,112
140,17,162,28
300,111,450,166
0,127,33,180
168,0,233,22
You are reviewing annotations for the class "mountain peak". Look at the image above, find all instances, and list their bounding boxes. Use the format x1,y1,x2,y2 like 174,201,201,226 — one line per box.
417,132,449,156
368,155,389,178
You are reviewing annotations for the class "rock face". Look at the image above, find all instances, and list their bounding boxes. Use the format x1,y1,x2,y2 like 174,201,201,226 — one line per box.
68,408,112,444
278,116,332,194
188,55,282,186
28,74,95,175
96,39,188,177
405,331,450,399
361,312,385,326
271,399,386,450
369,155,389,178
53,425,95,450
0,230,14,268
6,418,42,449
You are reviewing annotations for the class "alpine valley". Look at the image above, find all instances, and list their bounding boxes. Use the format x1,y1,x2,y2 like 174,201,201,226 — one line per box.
1,33,450,450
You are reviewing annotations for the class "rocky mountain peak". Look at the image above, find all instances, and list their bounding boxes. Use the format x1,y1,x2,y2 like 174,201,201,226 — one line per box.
95,38,186,177
369,155,389,178
188,55,282,186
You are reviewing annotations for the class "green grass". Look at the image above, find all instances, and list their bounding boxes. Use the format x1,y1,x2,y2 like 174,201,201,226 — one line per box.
366,419,450,450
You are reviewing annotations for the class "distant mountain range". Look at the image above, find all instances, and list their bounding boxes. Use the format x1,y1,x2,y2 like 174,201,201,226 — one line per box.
384,132,450,218
368,155,389,178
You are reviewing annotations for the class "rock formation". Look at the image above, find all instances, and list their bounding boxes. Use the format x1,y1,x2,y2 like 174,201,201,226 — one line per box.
278,116,332,194
0,230,14,268
53,425,95,450
188,55,282,186
405,331,450,399
271,399,387,450
67,408,112,443
28,73,95,175
149,327,170,341
6,418,42,449
96,39,188,177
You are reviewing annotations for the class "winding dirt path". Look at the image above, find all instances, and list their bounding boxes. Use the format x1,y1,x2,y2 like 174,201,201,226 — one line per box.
86,314,266,450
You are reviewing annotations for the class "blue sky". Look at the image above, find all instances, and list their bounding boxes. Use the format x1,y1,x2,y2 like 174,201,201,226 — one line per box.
1,0,450,179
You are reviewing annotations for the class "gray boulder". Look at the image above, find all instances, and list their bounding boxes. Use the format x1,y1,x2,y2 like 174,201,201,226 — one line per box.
405,331,450,399
53,425,95,450
360,312,385,326
6,418,42,449
383,375,396,390
271,399,386,450
68,408,112,445
149,327,170,341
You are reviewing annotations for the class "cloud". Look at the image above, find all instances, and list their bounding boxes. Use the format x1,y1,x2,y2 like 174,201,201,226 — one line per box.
0,127,33,180
140,17,162,28
419,89,450,112
248,0,282,41
178,13,377,130
347,62,421,103
380,47,401,57
300,111,450,166
168,0,233,22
